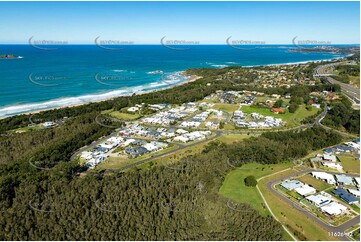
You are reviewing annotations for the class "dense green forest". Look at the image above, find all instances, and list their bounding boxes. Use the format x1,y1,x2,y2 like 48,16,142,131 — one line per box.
322,95,360,134
0,127,342,240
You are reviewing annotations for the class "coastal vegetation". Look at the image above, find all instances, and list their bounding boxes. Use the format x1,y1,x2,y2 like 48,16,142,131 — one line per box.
0,63,357,240
0,124,343,240
322,95,360,134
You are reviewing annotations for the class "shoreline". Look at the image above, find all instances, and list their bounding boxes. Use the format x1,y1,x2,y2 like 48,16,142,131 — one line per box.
0,55,349,120
0,74,201,120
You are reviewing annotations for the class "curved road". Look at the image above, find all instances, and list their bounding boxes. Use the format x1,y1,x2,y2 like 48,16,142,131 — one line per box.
314,63,360,104
266,168,360,241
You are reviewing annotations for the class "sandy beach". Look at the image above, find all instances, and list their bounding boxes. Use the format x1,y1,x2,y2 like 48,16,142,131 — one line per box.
0,74,201,120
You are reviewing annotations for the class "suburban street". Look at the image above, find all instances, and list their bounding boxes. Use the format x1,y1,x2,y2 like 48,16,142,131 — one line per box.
266,168,360,241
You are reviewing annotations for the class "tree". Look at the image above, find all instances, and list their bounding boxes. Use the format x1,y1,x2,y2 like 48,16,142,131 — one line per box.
288,103,299,113
273,99,283,108
219,121,224,129
244,175,257,187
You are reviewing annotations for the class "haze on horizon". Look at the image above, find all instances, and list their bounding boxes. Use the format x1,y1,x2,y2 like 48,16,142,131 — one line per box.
0,1,359,44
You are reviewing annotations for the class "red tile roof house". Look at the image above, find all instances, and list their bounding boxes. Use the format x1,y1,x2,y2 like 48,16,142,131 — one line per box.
271,108,285,114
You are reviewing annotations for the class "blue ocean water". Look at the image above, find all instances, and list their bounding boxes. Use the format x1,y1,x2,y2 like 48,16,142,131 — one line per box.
0,45,346,117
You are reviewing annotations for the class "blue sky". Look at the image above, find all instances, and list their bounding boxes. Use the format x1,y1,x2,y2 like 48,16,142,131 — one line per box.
0,1,359,44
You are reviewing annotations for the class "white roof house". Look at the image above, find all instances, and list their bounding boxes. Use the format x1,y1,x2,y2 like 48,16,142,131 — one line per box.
43,121,56,127
99,143,113,150
280,180,304,190
335,174,354,185
323,154,337,162
320,202,347,216
128,107,139,112
176,129,189,134
348,189,360,197
173,136,189,143
311,172,336,184
295,185,316,196
80,151,93,160
143,143,158,152
306,194,331,207
322,162,343,170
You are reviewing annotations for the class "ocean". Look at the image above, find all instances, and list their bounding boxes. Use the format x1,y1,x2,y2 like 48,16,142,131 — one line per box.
0,44,347,118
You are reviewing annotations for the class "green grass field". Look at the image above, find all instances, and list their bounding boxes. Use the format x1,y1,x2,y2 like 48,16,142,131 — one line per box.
337,154,360,174
216,134,252,144
219,162,292,216
213,103,240,113
240,105,319,127
97,145,177,170
108,110,140,121
297,174,333,191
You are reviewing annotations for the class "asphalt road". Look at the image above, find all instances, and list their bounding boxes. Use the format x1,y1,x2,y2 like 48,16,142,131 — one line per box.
266,168,360,241
315,64,360,104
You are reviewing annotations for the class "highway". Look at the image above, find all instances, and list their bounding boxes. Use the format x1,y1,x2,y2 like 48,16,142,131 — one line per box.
314,64,360,104
266,168,360,241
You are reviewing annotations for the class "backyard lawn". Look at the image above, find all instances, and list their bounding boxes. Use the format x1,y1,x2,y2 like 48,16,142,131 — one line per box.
297,174,333,191
337,154,360,174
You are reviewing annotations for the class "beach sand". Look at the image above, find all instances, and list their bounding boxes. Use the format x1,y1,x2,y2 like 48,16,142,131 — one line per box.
1,74,201,120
